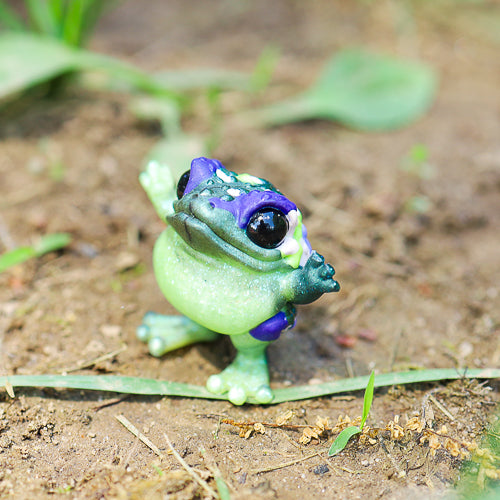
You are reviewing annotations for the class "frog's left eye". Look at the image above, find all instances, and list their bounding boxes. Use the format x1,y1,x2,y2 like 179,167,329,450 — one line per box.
177,170,191,199
246,208,289,249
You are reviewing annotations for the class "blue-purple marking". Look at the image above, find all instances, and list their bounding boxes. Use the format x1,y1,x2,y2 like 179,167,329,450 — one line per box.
209,191,296,228
249,311,296,341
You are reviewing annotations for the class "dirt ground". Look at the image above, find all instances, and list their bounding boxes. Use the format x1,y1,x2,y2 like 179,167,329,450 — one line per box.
1,1,500,498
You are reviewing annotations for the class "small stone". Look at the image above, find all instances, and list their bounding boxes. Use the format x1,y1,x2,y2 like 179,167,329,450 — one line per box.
334,335,357,348
357,329,377,342
312,464,329,475
100,324,122,338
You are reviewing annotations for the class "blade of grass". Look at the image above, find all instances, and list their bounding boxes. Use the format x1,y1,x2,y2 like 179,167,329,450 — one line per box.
0,232,71,273
34,232,71,256
62,0,86,46
26,0,59,37
1,369,499,404
361,370,375,429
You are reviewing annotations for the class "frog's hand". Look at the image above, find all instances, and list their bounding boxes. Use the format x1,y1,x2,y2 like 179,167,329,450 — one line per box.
249,305,296,341
139,160,176,220
285,251,340,305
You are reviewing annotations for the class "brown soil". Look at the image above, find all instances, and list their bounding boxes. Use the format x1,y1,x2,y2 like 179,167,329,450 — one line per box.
1,1,499,498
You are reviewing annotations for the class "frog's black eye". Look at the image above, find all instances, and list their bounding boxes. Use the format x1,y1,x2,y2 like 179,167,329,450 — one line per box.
177,170,191,199
246,208,288,249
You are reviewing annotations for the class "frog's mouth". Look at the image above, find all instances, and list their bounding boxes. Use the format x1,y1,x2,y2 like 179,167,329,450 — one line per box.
168,195,289,273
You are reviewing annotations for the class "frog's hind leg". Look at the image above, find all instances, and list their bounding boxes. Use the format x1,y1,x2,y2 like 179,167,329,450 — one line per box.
137,312,219,357
206,333,273,405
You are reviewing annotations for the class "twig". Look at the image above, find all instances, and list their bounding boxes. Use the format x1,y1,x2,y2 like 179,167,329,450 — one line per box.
428,394,455,421
252,452,321,474
60,344,128,374
163,432,218,499
222,418,312,430
115,414,165,459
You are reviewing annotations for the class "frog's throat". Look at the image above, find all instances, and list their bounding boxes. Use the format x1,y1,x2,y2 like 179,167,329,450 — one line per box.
167,211,291,273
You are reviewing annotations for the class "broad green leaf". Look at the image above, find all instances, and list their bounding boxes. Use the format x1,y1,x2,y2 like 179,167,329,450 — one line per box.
0,33,181,102
0,33,78,99
328,426,361,456
251,48,436,131
361,370,375,429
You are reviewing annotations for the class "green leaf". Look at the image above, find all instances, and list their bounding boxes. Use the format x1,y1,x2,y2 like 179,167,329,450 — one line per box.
328,426,361,456
1,369,500,404
26,0,59,37
0,33,78,100
154,69,250,91
0,33,182,102
0,233,71,273
34,232,72,256
0,247,36,273
361,370,375,429
251,48,436,131
215,475,231,500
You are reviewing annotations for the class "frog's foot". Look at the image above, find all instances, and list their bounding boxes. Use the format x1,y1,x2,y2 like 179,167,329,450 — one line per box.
139,161,176,219
305,251,340,293
137,312,219,357
206,351,273,405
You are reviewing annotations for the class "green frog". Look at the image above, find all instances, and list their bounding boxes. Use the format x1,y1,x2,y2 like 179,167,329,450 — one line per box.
137,157,340,405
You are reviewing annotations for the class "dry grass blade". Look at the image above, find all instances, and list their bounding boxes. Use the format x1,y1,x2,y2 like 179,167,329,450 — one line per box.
252,452,321,474
115,414,165,459
163,432,218,499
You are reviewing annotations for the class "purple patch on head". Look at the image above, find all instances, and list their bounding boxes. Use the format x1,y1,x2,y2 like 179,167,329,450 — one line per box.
183,157,224,196
210,190,296,228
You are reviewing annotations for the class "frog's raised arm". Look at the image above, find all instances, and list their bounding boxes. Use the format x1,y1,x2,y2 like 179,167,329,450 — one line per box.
139,161,177,221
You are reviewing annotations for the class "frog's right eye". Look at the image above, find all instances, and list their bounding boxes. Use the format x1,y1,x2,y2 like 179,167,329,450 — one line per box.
246,208,289,249
177,170,191,199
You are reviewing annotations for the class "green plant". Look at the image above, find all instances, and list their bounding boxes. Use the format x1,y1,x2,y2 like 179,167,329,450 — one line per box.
0,0,118,47
0,233,71,273
248,48,436,131
2,368,499,405
328,370,375,456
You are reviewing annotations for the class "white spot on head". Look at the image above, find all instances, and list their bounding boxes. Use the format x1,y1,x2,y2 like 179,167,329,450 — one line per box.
237,173,264,185
279,237,300,256
216,169,234,183
227,188,241,197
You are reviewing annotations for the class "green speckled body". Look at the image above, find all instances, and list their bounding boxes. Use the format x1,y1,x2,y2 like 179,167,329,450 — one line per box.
153,227,286,335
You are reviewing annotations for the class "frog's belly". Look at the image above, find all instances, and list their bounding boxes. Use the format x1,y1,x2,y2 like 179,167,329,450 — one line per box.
153,228,284,335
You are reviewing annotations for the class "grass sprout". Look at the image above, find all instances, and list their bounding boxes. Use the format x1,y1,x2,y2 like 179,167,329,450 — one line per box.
0,233,71,273
328,370,375,456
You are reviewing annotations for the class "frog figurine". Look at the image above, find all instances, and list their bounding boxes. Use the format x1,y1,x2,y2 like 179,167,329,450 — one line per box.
137,157,340,405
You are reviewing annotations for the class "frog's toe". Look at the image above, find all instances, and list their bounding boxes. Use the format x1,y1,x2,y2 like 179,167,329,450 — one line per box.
206,373,225,394
255,385,273,404
148,336,168,357
319,263,335,279
228,387,247,406
136,324,151,342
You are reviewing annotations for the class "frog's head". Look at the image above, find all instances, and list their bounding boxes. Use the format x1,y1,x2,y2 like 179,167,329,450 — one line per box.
168,157,312,272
